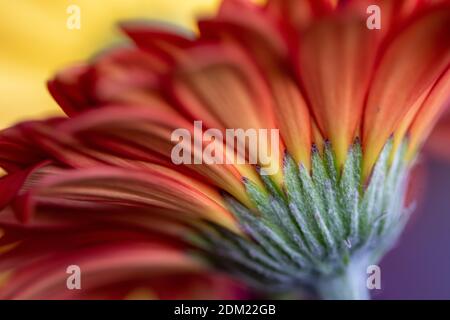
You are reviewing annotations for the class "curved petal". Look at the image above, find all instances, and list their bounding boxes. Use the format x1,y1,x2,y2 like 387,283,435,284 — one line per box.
0,229,244,299
170,42,276,132
298,14,381,167
5,163,239,233
6,105,264,208
265,0,337,32
0,124,48,172
407,68,450,159
48,47,172,116
425,107,450,160
363,7,450,177
120,21,195,59
199,2,312,169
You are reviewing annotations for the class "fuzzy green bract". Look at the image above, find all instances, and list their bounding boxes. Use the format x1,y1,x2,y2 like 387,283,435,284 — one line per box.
201,140,412,299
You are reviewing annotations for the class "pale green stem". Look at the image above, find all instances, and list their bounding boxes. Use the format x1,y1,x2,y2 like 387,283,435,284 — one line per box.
316,258,370,300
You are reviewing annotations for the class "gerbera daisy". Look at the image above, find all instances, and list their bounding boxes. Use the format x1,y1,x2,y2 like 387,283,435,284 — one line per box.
0,0,449,299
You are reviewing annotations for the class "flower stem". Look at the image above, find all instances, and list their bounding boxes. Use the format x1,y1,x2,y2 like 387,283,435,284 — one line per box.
316,259,370,300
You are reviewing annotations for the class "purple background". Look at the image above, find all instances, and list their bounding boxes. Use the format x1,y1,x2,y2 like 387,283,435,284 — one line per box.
374,157,450,299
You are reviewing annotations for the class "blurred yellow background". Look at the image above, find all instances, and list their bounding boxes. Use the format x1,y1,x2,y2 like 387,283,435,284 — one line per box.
0,0,223,128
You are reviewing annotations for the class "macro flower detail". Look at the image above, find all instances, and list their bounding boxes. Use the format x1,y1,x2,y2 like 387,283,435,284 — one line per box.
0,0,449,300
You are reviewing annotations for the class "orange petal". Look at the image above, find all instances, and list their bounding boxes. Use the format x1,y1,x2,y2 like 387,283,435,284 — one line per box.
265,0,337,31
11,165,240,233
425,107,450,160
298,15,381,167
363,8,450,177
407,67,450,159
170,43,284,181
12,106,261,208
200,3,312,170
171,42,276,133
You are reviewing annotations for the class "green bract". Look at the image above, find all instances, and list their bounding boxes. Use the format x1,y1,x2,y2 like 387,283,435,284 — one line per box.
201,140,412,299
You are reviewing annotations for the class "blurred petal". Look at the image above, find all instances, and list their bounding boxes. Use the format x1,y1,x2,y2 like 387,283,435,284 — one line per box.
425,107,450,160
406,68,450,159
0,227,243,299
199,1,312,169
265,0,336,31
363,7,450,177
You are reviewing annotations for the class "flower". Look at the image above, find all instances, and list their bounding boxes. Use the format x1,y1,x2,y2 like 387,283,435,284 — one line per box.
1,0,449,299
